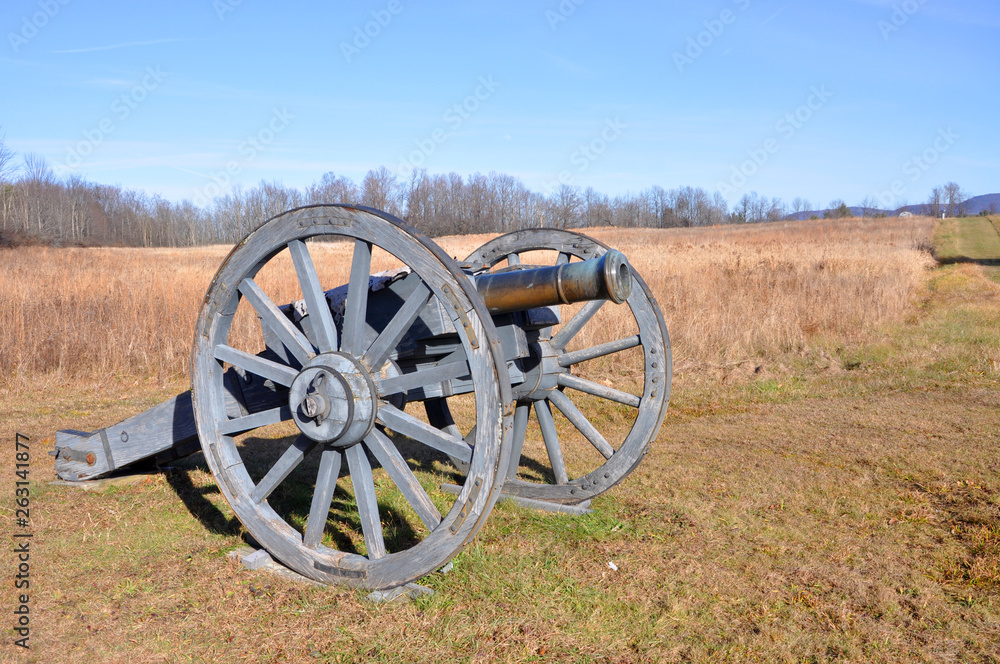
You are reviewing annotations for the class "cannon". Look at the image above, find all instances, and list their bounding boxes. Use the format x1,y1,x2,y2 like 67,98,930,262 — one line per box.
54,205,671,590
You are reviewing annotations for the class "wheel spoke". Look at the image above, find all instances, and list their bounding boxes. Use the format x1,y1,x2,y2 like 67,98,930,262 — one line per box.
505,404,530,480
214,345,298,387
548,389,615,460
551,299,605,350
303,446,342,549
346,444,386,560
220,405,292,436
557,373,641,408
288,239,338,354
341,239,373,356
251,435,320,505
375,360,470,398
362,282,431,371
238,278,315,365
535,399,569,484
366,430,442,530
507,252,521,265
559,335,641,367
556,252,570,266
377,404,473,464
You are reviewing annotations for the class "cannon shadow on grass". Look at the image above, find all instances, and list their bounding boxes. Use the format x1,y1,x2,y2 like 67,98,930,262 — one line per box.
935,255,1000,266
161,428,469,557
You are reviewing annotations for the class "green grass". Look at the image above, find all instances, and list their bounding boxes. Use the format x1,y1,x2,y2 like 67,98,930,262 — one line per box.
934,215,1000,281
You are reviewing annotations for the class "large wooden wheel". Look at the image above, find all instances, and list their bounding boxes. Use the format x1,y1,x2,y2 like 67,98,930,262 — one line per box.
192,205,512,589
466,229,670,504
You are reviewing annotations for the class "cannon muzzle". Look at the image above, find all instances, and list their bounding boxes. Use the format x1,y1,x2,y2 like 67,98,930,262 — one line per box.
476,250,632,315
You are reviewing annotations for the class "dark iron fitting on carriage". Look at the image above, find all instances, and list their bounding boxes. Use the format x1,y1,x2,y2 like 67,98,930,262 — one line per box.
475,250,632,315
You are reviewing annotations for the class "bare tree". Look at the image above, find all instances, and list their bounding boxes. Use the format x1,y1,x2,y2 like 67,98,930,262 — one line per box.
0,130,16,233
23,153,55,184
825,199,851,219
0,129,15,183
491,171,521,232
674,186,726,226
549,184,582,229
733,191,780,223
402,168,430,229
465,172,496,231
732,193,752,223
791,197,804,221
361,166,400,216
924,187,944,218
307,171,359,205
582,186,612,227
943,182,969,217
765,196,785,222
858,196,879,221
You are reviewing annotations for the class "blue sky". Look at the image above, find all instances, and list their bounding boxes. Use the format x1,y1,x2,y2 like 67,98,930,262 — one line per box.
1,0,997,209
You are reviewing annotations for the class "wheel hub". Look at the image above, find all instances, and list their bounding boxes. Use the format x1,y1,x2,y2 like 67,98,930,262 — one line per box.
512,339,567,402
289,353,377,447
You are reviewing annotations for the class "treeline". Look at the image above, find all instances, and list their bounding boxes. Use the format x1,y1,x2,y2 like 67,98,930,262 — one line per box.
0,137,764,247
0,137,975,248
0,159,745,247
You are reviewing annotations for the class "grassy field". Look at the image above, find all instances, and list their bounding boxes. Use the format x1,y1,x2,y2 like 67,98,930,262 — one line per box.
935,215,1000,279
3,216,1000,663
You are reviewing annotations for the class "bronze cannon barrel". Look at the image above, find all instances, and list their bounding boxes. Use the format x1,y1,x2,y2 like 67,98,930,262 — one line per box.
475,250,632,315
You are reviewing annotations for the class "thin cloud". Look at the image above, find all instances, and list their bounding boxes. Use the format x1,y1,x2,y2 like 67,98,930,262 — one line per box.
540,51,592,76
54,38,195,54
762,2,795,25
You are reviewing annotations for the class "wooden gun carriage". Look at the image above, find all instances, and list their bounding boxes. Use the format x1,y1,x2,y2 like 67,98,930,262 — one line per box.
54,205,671,590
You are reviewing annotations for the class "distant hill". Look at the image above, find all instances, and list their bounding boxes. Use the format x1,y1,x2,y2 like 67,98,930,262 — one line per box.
784,193,1000,220
785,206,868,220
969,193,1000,214
894,193,1000,216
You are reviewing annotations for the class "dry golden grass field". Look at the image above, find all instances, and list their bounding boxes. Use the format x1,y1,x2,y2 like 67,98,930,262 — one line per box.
1,216,934,387
3,215,1000,663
